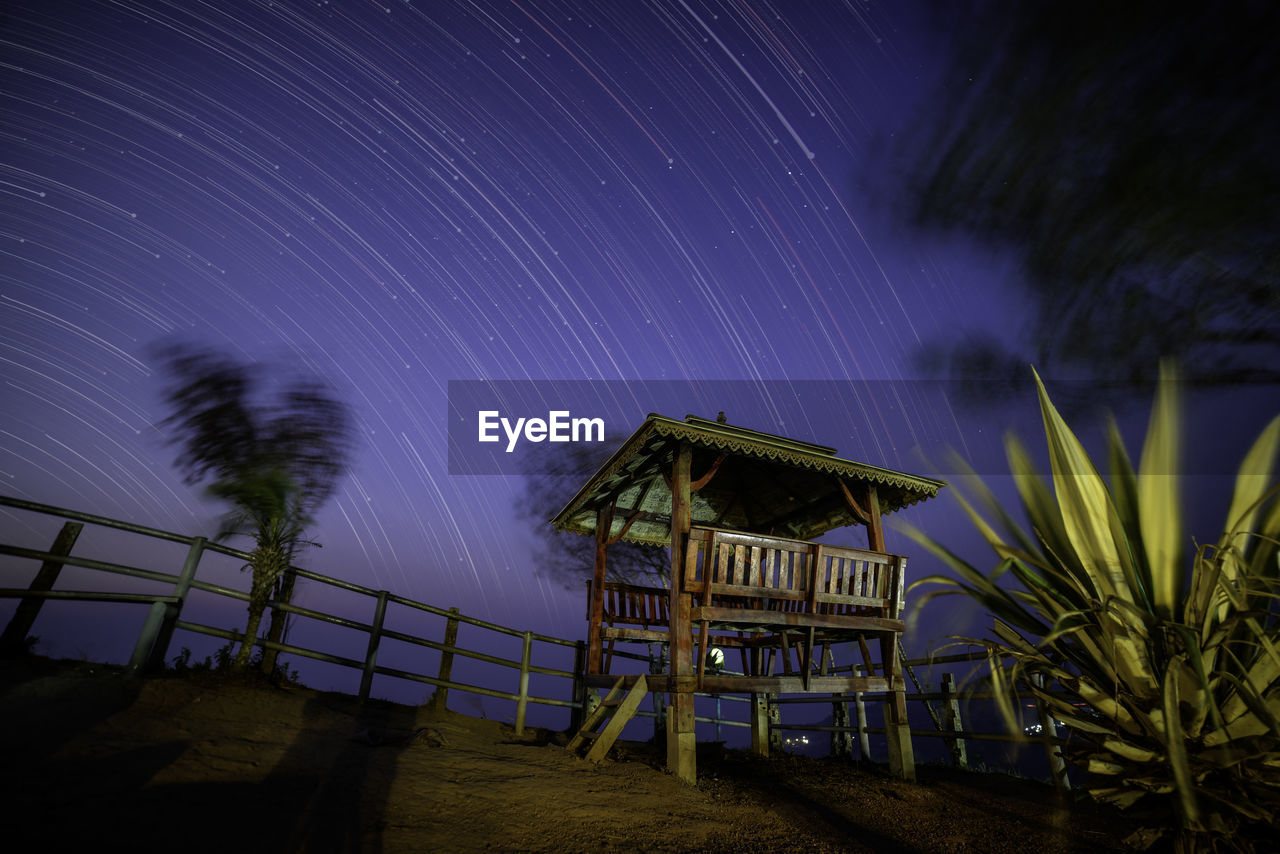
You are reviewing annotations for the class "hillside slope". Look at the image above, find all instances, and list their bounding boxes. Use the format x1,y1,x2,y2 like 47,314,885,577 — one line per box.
0,658,1127,853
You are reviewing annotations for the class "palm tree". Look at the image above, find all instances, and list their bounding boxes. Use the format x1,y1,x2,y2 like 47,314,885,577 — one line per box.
154,345,354,671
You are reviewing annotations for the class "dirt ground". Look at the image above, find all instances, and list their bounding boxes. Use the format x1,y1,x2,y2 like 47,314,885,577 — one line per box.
0,657,1133,853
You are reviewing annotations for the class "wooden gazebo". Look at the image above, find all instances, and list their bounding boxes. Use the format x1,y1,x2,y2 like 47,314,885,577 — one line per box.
552,413,944,783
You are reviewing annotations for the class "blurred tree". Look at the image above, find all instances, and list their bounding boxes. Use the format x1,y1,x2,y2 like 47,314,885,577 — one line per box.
517,438,668,591
154,344,355,672
894,0,1279,398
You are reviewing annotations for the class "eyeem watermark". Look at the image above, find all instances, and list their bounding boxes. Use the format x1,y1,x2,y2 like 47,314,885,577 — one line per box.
477,410,604,453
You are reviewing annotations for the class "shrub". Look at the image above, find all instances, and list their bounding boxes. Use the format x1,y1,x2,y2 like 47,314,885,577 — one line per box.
904,365,1279,852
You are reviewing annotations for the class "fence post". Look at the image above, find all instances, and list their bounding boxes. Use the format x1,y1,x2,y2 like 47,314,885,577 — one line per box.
358,590,389,702
831,694,853,759
569,640,586,732
146,537,207,672
1032,672,1071,793
854,666,870,760
431,607,460,711
1,522,83,655
941,672,968,769
750,693,770,756
650,642,667,742
515,630,533,735
767,693,781,753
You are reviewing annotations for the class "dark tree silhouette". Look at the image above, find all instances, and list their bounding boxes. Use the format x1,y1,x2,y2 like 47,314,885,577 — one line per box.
892,0,1280,398
517,438,668,591
153,344,355,671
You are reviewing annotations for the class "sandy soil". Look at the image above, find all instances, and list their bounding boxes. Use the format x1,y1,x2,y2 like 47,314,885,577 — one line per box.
0,657,1132,853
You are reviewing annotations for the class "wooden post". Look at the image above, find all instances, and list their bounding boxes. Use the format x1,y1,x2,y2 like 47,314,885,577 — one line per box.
570,640,587,733
129,600,168,675
587,504,612,674
1032,672,1070,793
767,693,781,753
666,442,697,784
358,590,389,702
431,607,460,710
942,673,968,769
831,694,853,759
863,492,914,780
146,537,207,672
650,643,667,742
750,692,770,756
1,522,83,655
881,631,916,781
515,630,533,735
864,484,885,553
854,667,871,759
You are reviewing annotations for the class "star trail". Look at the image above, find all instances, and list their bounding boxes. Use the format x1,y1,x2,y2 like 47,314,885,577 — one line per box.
2,1,1016,653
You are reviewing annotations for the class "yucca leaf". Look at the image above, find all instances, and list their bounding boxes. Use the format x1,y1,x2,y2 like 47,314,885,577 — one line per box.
1162,655,1201,827
992,618,1039,656
1169,622,1222,735
986,648,1023,737
1032,370,1132,604
1090,787,1146,809
899,523,1051,635
1101,736,1161,763
1225,415,1280,540
1138,362,1183,620
1040,609,1093,648
1005,434,1084,582
947,448,1046,559
1087,756,1127,775
949,484,1013,557
1107,415,1157,611
1216,668,1280,734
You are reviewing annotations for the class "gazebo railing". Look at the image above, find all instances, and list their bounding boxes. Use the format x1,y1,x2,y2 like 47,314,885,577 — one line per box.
683,527,906,620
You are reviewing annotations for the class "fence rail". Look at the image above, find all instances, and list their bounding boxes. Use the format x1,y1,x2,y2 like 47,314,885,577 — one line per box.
1,494,1072,786
0,495,585,736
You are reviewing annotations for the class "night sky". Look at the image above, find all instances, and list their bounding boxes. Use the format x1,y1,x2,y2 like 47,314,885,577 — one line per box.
3,1,1258,680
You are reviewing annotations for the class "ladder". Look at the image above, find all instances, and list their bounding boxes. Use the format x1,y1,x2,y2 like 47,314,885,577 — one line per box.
567,674,649,763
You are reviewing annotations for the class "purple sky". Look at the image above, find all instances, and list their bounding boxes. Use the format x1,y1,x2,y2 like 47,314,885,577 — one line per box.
2,2,1265,683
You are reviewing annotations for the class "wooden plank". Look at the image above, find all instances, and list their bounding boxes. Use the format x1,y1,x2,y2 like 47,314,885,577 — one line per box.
568,676,624,753
584,672,895,694
708,529,812,552
585,674,650,763
683,538,702,593
805,546,820,613
706,582,805,600
812,592,889,609
891,555,908,619
700,535,714,603
601,627,670,642
691,605,904,633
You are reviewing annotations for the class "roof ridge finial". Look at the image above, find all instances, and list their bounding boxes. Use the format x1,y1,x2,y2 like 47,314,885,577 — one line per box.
716,411,727,423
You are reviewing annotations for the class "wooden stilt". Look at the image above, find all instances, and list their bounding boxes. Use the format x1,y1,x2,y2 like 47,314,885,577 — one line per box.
880,630,915,781
666,443,696,785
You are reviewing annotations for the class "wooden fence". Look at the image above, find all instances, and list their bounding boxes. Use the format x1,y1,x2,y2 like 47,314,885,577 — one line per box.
0,495,585,735
0,494,1070,787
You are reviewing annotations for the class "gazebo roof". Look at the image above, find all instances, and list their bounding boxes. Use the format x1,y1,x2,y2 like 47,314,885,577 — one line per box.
550,413,945,545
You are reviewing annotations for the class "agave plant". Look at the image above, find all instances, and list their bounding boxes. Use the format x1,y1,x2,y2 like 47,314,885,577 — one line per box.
903,365,1280,852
